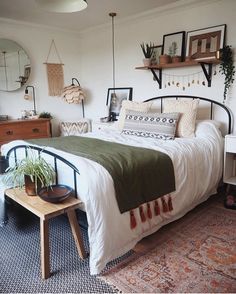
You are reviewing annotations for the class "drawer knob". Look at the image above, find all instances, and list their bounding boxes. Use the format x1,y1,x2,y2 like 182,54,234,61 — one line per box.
6,130,13,135
32,128,40,133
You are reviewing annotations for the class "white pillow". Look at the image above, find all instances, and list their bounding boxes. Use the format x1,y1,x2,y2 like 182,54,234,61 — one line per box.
118,100,153,130
60,119,91,136
164,99,199,138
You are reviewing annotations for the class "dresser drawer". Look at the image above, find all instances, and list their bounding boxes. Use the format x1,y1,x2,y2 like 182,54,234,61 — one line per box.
0,119,51,146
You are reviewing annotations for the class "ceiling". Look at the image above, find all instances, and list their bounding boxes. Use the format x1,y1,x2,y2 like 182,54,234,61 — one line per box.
0,0,182,32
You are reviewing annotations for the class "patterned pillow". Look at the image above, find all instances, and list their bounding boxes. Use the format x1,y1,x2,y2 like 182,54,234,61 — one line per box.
164,99,199,138
117,100,153,131
60,119,91,136
122,110,180,140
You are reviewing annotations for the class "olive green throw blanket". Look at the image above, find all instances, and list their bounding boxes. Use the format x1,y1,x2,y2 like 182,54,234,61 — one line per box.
27,136,175,213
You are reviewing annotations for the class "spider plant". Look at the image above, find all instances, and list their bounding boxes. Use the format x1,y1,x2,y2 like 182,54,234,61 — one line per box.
3,147,55,195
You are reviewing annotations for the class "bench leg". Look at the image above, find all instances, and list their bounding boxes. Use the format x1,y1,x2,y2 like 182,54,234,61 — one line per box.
67,210,87,259
40,218,50,279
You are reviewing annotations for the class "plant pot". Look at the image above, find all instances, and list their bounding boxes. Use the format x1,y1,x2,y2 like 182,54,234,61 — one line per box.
159,54,171,65
171,56,181,63
24,175,41,196
143,58,151,67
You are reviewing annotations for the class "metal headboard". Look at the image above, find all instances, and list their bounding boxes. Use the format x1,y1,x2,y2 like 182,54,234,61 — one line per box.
143,95,232,135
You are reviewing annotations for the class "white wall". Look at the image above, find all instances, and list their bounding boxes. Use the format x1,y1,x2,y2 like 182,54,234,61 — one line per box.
0,0,236,135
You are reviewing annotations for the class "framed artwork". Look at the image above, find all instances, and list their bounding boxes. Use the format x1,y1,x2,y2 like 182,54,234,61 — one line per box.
106,87,133,120
186,24,226,60
162,31,185,60
151,45,163,65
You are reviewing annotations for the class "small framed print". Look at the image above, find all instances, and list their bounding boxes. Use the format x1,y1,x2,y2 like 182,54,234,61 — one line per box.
186,24,226,60
162,31,185,60
106,87,133,120
150,45,163,65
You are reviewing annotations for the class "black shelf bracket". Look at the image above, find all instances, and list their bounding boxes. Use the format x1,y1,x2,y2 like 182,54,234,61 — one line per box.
199,62,213,87
150,68,162,89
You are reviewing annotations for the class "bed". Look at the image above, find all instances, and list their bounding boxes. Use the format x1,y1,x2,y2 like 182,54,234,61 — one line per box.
0,95,232,275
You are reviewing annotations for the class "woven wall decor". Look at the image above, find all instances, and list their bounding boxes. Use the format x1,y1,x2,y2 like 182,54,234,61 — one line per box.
44,40,64,96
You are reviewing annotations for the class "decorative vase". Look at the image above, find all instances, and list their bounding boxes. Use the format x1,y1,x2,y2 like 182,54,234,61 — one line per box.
143,58,151,67
24,175,41,196
159,54,171,65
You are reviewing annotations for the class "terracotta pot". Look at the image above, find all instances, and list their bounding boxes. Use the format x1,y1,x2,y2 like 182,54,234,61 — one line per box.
171,56,181,63
24,175,41,196
159,54,171,65
143,58,151,67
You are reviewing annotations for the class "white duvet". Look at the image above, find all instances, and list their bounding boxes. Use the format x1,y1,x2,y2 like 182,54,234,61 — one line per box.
1,120,224,275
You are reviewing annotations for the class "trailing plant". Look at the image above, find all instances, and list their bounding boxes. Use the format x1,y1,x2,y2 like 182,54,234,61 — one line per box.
3,148,55,191
140,42,154,58
38,112,53,119
219,45,235,102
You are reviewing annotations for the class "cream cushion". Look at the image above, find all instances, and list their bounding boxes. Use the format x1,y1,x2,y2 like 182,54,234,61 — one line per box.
163,99,199,138
60,119,91,136
118,100,152,130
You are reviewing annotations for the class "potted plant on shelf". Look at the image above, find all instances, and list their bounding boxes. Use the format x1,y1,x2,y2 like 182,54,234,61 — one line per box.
3,148,55,196
168,41,181,63
219,45,235,102
140,42,154,66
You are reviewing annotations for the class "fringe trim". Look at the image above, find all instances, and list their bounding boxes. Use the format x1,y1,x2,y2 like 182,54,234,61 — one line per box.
139,205,146,222
130,194,174,229
130,210,137,229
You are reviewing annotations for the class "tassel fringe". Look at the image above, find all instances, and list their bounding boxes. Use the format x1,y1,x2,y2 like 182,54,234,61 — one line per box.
154,200,160,216
168,195,173,211
161,197,169,213
139,205,146,222
130,194,174,229
130,210,137,229
147,203,152,219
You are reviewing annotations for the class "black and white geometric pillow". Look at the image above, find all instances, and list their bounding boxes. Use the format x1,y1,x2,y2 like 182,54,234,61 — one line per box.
122,110,180,140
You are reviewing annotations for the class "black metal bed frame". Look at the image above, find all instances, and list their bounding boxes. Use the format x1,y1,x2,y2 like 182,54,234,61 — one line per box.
144,95,232,135
5,95,232,198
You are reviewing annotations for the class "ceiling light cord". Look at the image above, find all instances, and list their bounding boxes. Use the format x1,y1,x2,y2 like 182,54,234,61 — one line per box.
109,12,117,89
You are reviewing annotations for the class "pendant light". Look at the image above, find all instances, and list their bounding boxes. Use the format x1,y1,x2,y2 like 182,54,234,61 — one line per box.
109,12,117,89
35,0,87,13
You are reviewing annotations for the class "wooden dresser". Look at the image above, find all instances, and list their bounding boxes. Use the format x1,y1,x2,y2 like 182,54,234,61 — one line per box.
0,119,52,146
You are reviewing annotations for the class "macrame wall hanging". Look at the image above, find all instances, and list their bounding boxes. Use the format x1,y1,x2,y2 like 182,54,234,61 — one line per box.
44,39,64,96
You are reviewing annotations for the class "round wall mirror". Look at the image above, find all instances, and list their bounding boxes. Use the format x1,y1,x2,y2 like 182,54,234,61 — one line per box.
0,39,31,91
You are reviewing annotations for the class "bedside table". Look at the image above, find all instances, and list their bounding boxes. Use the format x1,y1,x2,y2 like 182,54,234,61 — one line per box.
223,134,236,188
92,120,117,132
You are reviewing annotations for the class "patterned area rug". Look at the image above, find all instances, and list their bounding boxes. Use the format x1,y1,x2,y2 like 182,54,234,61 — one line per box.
100,195,236,293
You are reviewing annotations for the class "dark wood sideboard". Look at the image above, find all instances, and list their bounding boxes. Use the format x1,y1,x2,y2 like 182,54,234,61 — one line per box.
0,118,52,146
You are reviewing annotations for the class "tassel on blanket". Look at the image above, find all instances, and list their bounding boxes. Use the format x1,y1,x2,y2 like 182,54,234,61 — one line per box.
130,210,137,229
154,200,160,216
161,196,169,213
139,205,146,222
147,203,152,219
168,195,173,211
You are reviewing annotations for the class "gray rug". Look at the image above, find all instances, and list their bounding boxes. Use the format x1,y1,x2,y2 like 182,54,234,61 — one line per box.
0,203,132,293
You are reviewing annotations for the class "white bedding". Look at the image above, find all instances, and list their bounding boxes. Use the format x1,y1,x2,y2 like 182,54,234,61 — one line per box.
1,120,224,275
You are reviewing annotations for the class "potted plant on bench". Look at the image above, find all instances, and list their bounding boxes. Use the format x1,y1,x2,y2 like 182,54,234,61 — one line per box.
3,148,55,196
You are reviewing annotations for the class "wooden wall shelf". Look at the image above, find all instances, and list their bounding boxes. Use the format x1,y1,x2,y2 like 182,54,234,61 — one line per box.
135,59,220,89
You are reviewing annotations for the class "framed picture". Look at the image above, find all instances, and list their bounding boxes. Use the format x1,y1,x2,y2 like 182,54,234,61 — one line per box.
106,87,133,120
186,24,226,60
151,45,163,65
162,31,185,60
